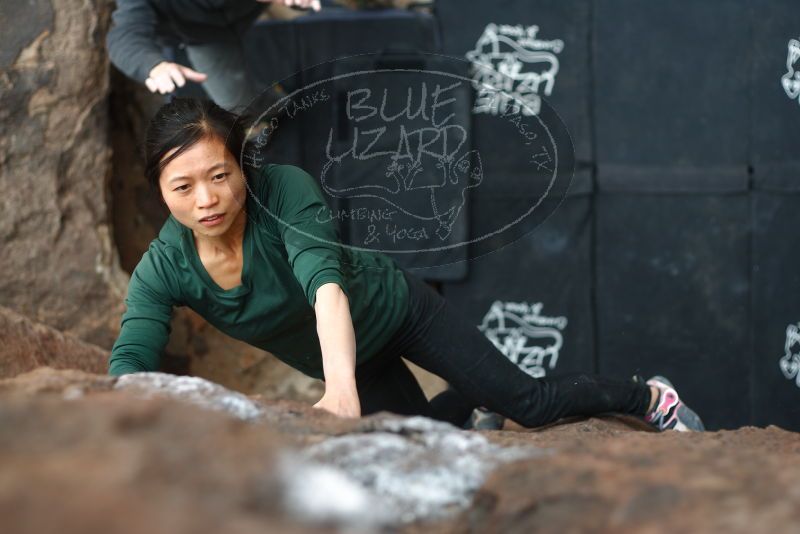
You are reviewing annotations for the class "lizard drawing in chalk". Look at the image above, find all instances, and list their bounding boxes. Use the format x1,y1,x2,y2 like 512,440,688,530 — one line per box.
479,300,565,379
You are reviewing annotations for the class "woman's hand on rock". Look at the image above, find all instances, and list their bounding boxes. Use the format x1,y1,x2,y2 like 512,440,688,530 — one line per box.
313,386,361,418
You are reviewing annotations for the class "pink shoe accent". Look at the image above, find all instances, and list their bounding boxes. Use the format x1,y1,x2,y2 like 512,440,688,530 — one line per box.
645,384,679,424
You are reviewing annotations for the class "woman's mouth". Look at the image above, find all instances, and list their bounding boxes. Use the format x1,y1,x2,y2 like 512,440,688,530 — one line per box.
199,213,225,227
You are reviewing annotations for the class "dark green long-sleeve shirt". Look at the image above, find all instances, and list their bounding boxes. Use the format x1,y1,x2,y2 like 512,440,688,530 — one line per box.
109,164,410,378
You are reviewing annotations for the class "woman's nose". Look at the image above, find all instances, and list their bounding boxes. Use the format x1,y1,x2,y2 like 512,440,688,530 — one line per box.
195,184,218,207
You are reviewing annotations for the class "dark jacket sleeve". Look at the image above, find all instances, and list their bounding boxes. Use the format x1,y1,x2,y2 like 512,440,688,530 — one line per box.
269,166,351,307
108,247,178,376
106,0,165,83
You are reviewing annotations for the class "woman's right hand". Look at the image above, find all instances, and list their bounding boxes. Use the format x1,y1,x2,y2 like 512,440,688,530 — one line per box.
145,62,208,95
313,385,362,418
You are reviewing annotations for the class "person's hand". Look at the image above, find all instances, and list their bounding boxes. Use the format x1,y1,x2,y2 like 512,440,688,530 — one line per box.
256,0,321,11
145,61,208,95
313,385,361,418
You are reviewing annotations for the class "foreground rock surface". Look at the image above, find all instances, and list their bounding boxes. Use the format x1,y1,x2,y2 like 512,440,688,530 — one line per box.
455,421,799,533
1,368,798,534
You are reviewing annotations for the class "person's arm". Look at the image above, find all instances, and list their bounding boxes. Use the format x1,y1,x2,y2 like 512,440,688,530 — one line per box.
108,249,176,376
271,166,360,417
106,0,207,92
107,0,165,83
313,282,360,417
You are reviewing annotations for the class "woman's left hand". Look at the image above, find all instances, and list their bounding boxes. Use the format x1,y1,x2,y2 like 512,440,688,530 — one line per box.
313,385,361,418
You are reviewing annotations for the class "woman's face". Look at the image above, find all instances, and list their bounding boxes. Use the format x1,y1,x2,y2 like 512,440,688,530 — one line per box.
159,134,248,239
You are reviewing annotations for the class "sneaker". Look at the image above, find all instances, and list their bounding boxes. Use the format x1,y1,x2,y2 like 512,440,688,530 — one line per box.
643,375,705,432
464,407,506,430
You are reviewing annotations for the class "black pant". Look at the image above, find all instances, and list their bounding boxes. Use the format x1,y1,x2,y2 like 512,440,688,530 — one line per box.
355,269,652,428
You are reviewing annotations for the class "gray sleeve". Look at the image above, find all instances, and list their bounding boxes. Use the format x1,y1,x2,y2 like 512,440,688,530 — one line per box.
106,0,166,83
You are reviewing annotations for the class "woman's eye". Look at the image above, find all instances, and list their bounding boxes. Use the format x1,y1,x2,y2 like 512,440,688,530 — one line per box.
213,173,228,181
174,185,190,192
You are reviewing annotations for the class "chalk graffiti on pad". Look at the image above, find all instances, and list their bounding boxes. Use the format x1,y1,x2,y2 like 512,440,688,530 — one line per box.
466,23,564,117
782,38,800,104
780,323,800,388
478,300,567,379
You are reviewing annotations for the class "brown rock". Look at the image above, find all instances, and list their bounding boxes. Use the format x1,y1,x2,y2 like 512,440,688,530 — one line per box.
0,305,109,378
0,392,316,534
0,366,114,396
0,0,129,349
2,368,799,533
451,418,800,534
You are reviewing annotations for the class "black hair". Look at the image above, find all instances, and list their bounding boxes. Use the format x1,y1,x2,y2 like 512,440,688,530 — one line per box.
143,98,249,194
